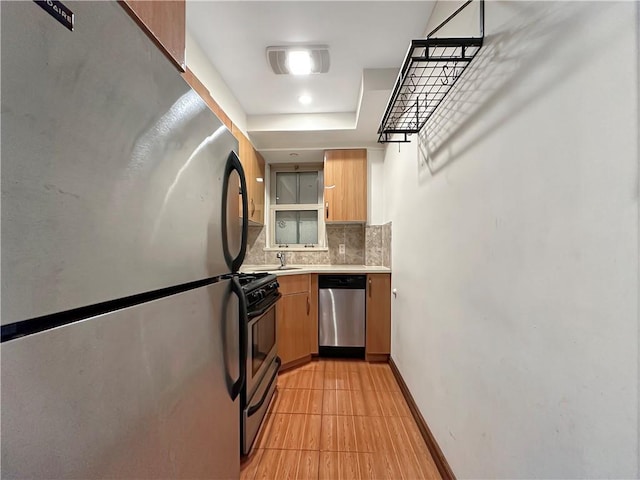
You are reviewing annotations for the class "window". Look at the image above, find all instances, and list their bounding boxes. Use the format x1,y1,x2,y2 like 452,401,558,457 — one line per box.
268,165,325,249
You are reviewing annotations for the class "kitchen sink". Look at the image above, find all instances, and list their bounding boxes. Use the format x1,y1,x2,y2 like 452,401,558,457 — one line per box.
250,266,301,272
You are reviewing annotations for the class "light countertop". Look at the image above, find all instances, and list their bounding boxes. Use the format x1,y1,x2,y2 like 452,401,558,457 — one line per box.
240,264,391,276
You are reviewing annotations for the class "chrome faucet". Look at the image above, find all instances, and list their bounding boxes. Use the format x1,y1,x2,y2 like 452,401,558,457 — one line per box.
276,251,286,268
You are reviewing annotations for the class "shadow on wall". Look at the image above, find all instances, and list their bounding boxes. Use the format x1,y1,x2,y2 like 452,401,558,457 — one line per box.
417,1,614,176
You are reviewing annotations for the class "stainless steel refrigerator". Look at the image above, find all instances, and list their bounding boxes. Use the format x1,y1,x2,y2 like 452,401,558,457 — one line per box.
1,1,249,478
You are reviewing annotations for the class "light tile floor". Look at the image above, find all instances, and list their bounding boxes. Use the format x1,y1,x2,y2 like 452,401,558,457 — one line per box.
241,359,441,480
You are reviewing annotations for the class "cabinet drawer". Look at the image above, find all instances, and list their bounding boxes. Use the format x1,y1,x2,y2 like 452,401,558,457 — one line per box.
277,274,310,295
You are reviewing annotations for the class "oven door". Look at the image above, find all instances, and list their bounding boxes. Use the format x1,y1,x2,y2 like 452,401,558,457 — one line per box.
242,355,280,455
246,302,278,400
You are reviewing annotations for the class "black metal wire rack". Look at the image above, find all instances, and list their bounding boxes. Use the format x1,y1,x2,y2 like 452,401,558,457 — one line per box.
377,0,485,143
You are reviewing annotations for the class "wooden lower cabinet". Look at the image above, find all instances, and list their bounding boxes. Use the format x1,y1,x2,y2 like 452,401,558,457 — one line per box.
276,275,314,368
309,274,319,355
365,273,391,359
276,292,310,366
277,272,391,367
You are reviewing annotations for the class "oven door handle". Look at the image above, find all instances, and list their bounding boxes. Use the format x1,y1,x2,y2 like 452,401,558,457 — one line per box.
247,356,281,417
247,293,282,319
230,276,248,401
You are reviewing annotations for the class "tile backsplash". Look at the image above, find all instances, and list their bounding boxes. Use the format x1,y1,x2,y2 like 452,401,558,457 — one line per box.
328,225,364,265
244,222,391,267
364,222,392,268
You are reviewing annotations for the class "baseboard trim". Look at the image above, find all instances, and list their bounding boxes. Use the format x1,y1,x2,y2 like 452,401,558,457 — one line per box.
365,353,389,362
388,357,456,480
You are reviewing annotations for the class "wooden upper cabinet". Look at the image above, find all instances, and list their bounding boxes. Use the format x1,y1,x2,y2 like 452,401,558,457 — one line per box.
182,68,232,130
324,149,367,223
121,0,186,71
252,151,266,225
232,126,265,225
365,273,391,356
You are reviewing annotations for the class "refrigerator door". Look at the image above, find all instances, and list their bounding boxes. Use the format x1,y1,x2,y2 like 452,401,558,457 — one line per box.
1,1,241,325
1,280,241,479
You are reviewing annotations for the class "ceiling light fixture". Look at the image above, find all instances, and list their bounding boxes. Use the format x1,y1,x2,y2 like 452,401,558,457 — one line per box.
288,50,312,75
298,94,312,105
266,46,330,75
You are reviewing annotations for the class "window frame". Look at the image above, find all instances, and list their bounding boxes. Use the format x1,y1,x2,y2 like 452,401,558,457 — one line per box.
266,164,326,250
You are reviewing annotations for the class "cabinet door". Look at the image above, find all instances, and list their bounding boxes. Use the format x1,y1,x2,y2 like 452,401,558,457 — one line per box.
324,149,367,222
232,127,252,221
121,1,185,71
277,292,311,365
365,274,391,355
309,274,319,355
251,151,266,224
231,127,264,225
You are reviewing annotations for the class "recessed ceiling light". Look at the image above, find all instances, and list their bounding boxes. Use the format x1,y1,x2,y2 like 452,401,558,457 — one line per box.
298,94,312,105
287,50,312,75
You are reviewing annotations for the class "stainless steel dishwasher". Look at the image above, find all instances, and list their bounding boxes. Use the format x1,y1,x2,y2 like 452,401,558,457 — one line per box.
318,275,366,355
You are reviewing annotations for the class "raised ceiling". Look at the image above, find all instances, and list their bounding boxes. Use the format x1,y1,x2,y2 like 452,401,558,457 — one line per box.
187,1,436,157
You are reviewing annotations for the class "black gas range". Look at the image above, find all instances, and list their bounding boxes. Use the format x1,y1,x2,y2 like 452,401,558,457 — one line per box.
237,272,281,456
237,272,281,317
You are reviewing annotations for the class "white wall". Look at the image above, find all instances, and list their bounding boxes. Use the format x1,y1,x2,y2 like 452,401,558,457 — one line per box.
384,1,639,478
184,32,248,134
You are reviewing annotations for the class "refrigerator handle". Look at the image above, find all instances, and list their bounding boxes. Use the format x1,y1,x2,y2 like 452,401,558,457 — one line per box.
222,151,248,273
229,276,248,401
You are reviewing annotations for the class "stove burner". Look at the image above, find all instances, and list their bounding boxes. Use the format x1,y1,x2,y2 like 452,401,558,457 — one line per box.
237,272,280,317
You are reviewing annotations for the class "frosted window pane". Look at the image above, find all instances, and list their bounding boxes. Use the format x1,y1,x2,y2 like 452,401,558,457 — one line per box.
276,173,296,204
299,211,318,244
274,210,318,244
275,211,298,244
298,172,318,204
